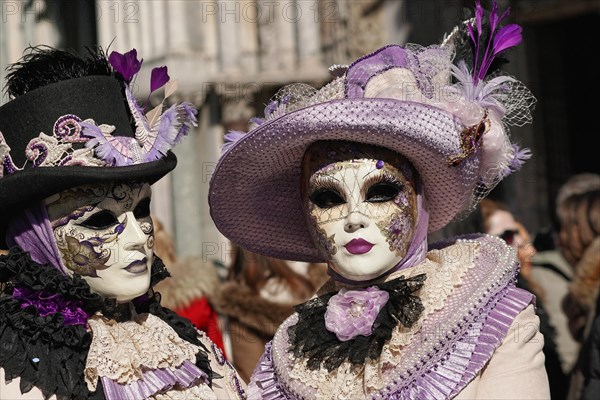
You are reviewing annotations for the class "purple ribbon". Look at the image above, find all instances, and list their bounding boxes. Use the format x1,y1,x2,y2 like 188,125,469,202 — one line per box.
6,201,68,274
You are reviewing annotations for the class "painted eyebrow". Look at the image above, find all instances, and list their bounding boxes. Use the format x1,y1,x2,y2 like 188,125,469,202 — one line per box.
361,170,403,196
309,174,345,195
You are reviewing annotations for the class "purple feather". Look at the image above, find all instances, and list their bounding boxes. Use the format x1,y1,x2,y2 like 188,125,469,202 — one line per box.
250,117,265,126
489,1,499,33
221,130,246,154
81,122,131,166
470,0,522,83
264,100,279,117
150,66,170,94
143,102,198,162
493,24,522,55
503,144,532,177
467,22,476,44
108,49,143,83
475,0,484,33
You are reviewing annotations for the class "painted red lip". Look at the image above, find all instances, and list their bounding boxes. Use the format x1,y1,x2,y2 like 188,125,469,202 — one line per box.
344,239,374,255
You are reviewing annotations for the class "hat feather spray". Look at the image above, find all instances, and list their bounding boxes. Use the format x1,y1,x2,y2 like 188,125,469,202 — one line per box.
82,48,197,166
442,0,534,191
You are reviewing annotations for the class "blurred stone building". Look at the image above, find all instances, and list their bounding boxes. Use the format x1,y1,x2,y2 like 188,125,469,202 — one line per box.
1,0,598,260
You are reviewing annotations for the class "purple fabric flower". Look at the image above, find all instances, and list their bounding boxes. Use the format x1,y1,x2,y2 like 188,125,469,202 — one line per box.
108,49,143,83
325,286,389,341
150,66,170,93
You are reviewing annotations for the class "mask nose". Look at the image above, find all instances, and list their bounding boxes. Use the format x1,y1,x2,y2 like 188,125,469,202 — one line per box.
122,212,148,251
344,211,370,233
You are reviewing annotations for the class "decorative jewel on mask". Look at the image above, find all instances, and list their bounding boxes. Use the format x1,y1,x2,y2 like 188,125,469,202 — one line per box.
376,160,384,169
288,274,426,371
447,110,491,166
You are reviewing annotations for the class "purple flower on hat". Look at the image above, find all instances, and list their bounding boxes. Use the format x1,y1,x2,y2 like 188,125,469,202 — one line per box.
108,49,143,83
325,286,389,341
150,66,170,93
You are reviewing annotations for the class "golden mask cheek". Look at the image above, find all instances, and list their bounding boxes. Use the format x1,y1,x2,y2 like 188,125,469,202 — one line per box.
307,203,340,258
371,186,418,256
53,212,131,277
54,224,113,278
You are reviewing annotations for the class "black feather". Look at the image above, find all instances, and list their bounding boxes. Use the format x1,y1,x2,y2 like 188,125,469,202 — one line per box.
4,46,124,99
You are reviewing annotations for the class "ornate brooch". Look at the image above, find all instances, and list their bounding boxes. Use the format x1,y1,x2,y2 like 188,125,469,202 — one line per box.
447,110,490,166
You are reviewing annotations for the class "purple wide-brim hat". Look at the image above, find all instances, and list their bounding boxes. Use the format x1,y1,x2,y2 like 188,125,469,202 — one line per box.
209,98,477,263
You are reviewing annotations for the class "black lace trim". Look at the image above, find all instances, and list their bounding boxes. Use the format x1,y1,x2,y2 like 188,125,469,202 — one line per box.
0,247,213,398
288,274,426,371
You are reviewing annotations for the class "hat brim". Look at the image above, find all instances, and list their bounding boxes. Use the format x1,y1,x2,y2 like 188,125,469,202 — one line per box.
209,98,480,262
0,151,177,248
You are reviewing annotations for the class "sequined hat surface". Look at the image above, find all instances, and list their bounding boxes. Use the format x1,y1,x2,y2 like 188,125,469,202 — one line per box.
209,4,535,262
0,48,197,247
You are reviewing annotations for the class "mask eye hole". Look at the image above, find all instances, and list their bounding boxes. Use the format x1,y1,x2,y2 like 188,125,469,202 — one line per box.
80,210,118,230
134,198,151,219
309,189,345,209
365,182,400,203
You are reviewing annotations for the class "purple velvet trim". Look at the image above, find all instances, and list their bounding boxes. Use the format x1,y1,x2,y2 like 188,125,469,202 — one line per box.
344,45,448,100
248,286,533,400
101,359,208,400
345,45,410,98
327,187,430,285
6,201,68,274
13,286,89,326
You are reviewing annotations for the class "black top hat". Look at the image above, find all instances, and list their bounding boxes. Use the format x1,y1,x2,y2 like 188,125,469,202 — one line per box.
0,48,195,247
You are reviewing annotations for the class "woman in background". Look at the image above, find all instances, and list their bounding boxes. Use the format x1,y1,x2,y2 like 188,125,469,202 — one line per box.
212,245,327,383
557,174,600,400
152,218,226,353
479,198,568,399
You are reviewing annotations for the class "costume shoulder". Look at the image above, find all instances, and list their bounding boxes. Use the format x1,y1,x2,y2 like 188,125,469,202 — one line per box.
428,233,521,290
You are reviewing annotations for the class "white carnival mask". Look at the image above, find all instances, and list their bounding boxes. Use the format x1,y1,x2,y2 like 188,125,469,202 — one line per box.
45,183,154,302
303,142,418,281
